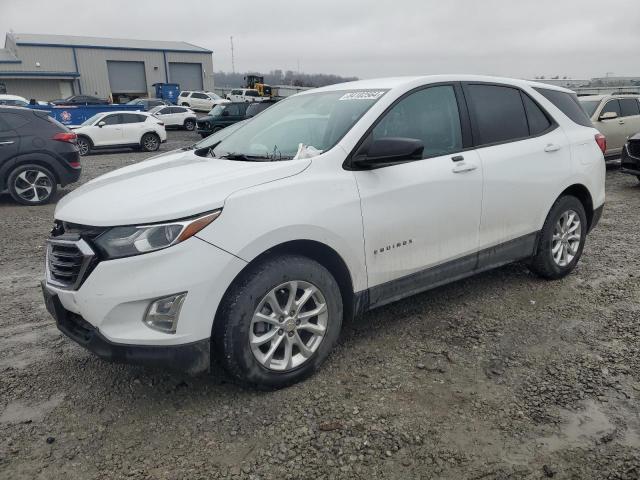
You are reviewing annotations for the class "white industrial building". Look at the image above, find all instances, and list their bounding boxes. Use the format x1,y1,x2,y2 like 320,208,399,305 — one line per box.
0,32,214,101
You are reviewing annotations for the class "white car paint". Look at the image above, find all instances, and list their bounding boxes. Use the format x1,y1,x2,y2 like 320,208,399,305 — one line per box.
45,75,605,359
0,94,29,106
226,88,265,103
150,105,196,129
177,91,229,111
72,111,166,148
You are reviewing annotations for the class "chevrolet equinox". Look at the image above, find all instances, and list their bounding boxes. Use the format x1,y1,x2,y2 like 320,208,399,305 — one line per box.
42,76,606,388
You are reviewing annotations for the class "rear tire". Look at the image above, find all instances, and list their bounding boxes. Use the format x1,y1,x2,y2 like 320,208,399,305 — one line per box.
8,164,57,205
76,136,91,156
184,119,196,131
214,255,343,389
141,133,160,152
529,195,587,279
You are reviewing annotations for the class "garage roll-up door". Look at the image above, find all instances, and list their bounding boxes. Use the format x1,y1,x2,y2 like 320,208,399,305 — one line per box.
107,61,147,93
169,62,203,91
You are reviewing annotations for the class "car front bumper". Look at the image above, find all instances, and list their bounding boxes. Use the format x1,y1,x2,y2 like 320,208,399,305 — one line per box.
620,144,640,176
42,236,247,373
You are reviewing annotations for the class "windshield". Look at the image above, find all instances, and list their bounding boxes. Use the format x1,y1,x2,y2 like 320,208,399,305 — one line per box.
208,104,226,116
579,100,600,118
126,99,140,105
194,120,248,151
80,113,103,127
212,90,386,160
206,92,221,100
148,106,163,114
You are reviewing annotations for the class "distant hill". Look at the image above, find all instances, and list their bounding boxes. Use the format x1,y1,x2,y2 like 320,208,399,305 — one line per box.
213,69,358,88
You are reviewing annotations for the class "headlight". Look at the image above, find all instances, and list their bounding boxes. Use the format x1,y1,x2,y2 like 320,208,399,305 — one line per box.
94,210,221,259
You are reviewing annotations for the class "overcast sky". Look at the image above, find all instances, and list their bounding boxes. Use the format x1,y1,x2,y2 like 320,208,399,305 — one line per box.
1,0,639,80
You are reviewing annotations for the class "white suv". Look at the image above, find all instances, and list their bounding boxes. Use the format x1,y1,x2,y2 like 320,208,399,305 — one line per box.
73,111,167,156
178,91,229,111
226,88,264,103
43,76,605,388
149,105,197,131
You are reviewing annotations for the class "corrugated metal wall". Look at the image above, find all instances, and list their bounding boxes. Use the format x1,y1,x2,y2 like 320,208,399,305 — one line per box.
0,45,75,72
1,78,66,99
1,44,214,99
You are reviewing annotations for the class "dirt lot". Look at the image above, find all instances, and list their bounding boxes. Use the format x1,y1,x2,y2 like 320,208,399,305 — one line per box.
1,131,639,479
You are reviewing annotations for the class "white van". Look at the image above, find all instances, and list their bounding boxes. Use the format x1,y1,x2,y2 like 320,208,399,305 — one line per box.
43,75,605,388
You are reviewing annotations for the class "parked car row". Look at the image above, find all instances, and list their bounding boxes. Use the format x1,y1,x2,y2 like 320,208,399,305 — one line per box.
197,100,276,137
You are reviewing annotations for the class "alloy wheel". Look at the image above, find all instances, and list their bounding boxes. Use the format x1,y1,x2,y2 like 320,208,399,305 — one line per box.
250,280,328,371
551,209,582,267
77,138,89,156
13,169,53,203
143,135,159,151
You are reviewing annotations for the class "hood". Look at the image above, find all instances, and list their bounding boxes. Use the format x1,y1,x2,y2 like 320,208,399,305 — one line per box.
55,150,311,226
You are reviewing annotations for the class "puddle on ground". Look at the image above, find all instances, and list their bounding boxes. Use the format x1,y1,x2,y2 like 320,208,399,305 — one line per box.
539,400,640,451
0,393,65,424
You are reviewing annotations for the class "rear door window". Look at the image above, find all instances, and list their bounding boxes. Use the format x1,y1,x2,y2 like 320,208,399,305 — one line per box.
226,104,241,116
2,112,31,130
465,84,529,145
619,98,640,117
534,87,593,127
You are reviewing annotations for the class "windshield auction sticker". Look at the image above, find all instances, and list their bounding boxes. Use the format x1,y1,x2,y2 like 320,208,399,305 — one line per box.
339,91,386,101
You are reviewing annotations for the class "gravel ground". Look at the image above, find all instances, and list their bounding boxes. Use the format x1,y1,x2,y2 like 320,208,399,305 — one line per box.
1,132,639,479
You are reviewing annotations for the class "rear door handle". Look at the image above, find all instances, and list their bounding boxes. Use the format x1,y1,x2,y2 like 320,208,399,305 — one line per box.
544,143,561,152
452,162,478,174
619,120,625,125
0,141,15,146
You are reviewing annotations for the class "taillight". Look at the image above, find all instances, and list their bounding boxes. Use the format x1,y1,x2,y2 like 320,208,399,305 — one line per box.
53,132,77,143
595,133,606,154
69,161,81,168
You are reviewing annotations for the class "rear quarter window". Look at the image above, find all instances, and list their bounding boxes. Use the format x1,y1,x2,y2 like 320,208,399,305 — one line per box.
534,88,593,127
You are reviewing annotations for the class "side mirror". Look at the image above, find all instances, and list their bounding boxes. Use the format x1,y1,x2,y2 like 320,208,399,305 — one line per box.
97,121,106,127
599,111,618,121
352,137,424,169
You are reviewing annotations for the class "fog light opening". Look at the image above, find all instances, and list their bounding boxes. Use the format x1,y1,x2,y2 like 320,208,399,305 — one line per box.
143,292,187,334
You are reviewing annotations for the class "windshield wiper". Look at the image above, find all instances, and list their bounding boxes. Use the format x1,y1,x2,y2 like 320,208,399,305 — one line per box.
218,152,272,161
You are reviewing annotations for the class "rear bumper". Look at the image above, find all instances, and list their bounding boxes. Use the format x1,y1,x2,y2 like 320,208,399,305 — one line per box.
42,281,210,375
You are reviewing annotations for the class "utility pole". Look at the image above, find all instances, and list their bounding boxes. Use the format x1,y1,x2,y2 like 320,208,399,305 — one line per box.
230,36,235,74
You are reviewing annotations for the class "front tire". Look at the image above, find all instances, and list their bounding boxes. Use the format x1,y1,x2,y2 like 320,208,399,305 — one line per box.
184,119,196,131
529,195,587,279
141,133,160,152
214,255,343,389
8,164,57,205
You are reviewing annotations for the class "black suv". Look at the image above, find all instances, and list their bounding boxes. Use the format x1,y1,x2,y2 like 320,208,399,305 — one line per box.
51,95,110,106
621,133,640,181
196,102,251,137
0,107,81,205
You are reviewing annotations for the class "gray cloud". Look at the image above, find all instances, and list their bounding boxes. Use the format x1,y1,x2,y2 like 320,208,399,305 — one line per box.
1,0,639,79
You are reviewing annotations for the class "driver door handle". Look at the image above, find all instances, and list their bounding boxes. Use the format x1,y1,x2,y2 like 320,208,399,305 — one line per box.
544,143,561,152
452,162,478,174
0,141,15,146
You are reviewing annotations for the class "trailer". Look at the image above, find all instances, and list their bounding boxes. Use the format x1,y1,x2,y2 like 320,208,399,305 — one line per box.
26,104,144,127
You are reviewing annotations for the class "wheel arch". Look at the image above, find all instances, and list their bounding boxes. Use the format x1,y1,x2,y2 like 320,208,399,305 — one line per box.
76,134,93,147
558,183,594,231
10,153,61,185
214,239,357,328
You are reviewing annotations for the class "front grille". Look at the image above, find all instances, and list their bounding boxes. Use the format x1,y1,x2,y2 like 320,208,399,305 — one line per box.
197,120,210,129
628,140,640,158
46,237,95,290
